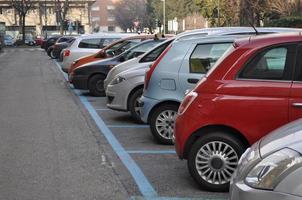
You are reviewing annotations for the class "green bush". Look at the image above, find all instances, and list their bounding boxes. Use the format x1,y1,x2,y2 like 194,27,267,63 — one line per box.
268,16,302,28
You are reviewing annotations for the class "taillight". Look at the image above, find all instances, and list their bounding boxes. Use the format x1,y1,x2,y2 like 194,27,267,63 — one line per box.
64,49,70,57
144,44,172,90
178,91,198,115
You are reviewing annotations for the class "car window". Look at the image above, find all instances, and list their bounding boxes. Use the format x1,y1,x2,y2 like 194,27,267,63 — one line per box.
78,38,101,49
140,40,173,63
58,37,70,43
239,46,292,80
190,43,232,73
124,41,162,60
100,38,119,48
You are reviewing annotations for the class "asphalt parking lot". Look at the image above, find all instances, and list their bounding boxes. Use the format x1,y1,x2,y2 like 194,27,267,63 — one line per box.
0,47,228,199
53,55,228,199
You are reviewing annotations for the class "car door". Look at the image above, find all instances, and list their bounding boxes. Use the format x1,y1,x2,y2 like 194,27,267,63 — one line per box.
179,42,232,98
290,44,302,121
220,44,296,143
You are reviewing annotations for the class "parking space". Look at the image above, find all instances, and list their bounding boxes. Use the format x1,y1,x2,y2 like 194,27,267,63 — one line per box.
52,58,228,200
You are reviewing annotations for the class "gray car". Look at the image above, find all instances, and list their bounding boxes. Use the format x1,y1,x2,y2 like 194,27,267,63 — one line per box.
230,118,302,200
105,39,174,121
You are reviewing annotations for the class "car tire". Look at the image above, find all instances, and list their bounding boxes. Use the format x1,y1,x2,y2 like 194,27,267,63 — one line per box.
187,131,246,192
128,88,143,122
50,50,57,59
88,74,106,97
149,104,178,145
47,47,53,58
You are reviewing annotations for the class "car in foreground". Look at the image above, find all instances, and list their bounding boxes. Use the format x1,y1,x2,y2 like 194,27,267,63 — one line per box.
105,39,174,121
174,32,302,192
61,33,133,73
67,34,165,75
71,38,166,96
230,118,302,200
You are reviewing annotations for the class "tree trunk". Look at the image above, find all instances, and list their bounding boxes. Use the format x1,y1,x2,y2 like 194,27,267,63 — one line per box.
22,14,26,44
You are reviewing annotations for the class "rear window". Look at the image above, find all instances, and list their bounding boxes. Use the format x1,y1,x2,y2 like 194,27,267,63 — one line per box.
190,43,232,73
78,38,101,49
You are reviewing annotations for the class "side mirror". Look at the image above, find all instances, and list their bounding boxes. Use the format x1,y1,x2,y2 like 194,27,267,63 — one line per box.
106,50,115,57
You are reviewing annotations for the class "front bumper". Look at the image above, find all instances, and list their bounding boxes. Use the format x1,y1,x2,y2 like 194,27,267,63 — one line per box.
71,75,89,90
106,83,130,112
230,181,301,200
139,95,160,123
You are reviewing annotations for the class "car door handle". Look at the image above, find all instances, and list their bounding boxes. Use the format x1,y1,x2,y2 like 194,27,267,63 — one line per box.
187,78,199,84
292,103,302,108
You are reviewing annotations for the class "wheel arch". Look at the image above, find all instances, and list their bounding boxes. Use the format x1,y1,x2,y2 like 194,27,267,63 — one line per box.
87,72,106,86
127,84,144,110
147,100,181,124
183,125,250,159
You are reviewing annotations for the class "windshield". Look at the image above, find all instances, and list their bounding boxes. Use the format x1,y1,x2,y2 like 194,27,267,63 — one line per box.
123,40,163,61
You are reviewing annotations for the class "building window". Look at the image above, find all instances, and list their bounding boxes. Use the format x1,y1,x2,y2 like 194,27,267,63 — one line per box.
92,17,100,22
107,16,115,22
107,5,115,10
91,6,100,11
108,26,115,32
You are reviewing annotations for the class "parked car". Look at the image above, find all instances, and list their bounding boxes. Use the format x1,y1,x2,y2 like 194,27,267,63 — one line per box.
41,35,61,50
61,33,133,73
67,34,164,75
47,37,76,59
15,34,36,46
3,35,15,46
174,32,302,192
35,36,44,46
70,38,166,96
105,39,174,121
230,118,302,200
140,27,302,146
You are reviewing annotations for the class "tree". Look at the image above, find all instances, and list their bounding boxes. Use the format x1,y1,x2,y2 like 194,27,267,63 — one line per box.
113,0,147,32
55,0,69,34
145,0,156,33
11,0,33,44
239,0,268,26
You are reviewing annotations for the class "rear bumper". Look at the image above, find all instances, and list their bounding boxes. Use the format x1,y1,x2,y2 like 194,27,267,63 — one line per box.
71,75,89,90
139,96,159,123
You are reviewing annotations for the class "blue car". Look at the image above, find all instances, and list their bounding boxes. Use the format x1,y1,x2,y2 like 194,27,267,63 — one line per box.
4,35,15,46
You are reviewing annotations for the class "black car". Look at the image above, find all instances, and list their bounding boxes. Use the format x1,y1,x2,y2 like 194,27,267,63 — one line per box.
71,38,166,96
48,37,75,59
41,35,61,50
46,36,75,57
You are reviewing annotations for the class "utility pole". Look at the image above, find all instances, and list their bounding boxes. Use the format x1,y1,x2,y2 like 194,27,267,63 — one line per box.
161,0,165,34
44,0,47,38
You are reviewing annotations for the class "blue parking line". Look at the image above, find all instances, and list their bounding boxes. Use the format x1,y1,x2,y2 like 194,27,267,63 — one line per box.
127,150,176,154
53,60,157,198
130,196,226,200
107,124,150,128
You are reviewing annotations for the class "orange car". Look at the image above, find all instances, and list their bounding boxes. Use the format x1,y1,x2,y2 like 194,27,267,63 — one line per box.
68,34,159,80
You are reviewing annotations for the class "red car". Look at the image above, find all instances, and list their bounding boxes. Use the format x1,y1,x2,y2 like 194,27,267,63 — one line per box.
174,32,302,192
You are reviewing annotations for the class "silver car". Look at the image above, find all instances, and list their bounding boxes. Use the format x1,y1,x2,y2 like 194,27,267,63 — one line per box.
230,118,302,200
105,39,174,121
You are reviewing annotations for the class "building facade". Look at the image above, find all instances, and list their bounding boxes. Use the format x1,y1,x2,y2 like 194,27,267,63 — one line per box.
90,0,122,33
0,0,95,37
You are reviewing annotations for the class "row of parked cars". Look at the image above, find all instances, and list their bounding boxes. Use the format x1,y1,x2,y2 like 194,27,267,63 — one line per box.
44,28,302,199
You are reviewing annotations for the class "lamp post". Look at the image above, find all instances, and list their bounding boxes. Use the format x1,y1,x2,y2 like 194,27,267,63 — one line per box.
161,0,165,35
44,0,47,38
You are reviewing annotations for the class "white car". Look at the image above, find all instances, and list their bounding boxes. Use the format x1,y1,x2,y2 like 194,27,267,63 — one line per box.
61,33,133,73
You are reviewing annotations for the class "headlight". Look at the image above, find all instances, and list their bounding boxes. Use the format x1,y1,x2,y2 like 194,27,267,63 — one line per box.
111,76,126,85
245,148,302,190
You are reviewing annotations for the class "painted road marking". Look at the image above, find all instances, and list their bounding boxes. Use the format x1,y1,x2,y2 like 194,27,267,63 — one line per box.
54,60,157,198
107,124,150,128
127,150,176,154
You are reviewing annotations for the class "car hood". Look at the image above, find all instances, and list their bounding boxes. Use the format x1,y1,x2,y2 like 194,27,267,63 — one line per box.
259,119,302,157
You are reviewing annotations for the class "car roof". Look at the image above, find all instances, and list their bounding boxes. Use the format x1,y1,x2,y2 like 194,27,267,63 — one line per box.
176,27,302,41
234,32,302,49
174,35,246,45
